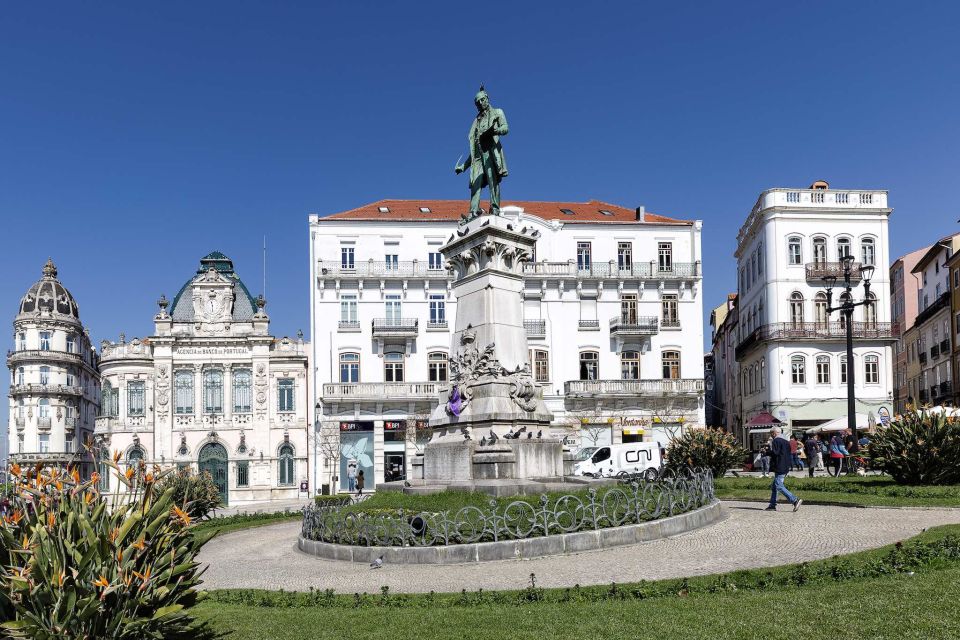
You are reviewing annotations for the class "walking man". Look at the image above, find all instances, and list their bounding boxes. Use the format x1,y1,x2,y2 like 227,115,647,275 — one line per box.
767,427,802,512
804,435,820,478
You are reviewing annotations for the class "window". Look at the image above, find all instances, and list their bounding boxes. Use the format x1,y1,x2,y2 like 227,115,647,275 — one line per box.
340,353,360,382
39,332,51,351
237,461,249,487
658,242,673,272
278,378,295,412
384,353,405,382
816,356,831,384
428,352,448,382
66,373,75,386
814,292,828,326
865,355,880,384
579,351,599,380
65,438,73,454
16,367,24,385
661,294,679,327
340,294,358,325
340,246,355,269
813,237,827,265
385,294,401,323
791,355,806,384
757,244,764,274
39,366,50,385
760,359,766,389
127,381,145,416
39,434,50,454
66,336,76,353
937,283,943,298
428,252,443,270
233,369,252,413
531,349,549,382
788,237,802,265
839,293,851,330
429,294,446,325
620,294,637,324
278,444,295,486
861,238,875,266
662,350,681,379
840,356,849,384
617,242,632,271
127,447,144,477
837,237,852,259
789,292,804,326
384,254,399,271
203,369,224,414
621,350,640,380
16,332,25,350
101,381,118,417
174,371,194,414
576,242,591,270
864,293,877,327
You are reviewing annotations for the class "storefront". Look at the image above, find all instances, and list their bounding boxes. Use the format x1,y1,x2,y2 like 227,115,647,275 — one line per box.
619,417,648,444
383,420,408,483
339,421,374,492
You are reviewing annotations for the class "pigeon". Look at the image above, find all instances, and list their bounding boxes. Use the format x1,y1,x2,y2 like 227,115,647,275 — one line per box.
536,430,542,439
403,480,411,488
370,555,383,569
527,431,533,439
488,430,499,443
505,428,516,440
516,426,527,436
480,436,487,446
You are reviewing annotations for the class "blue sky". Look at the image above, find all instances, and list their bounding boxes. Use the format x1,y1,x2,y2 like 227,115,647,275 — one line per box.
2,1,958,400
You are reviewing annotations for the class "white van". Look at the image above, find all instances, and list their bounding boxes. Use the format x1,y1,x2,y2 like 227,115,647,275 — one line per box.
573,443,662,480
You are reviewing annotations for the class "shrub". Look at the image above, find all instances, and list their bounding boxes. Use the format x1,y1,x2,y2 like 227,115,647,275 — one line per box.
0,456,214,639
868,410,960,485
156,468,222,520
666,428,747,477
314,495,352,507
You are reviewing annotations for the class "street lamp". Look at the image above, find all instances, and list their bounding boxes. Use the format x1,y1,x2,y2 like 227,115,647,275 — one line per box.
822,255,875,446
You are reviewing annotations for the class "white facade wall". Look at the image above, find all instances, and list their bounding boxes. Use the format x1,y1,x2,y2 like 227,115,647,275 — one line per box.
309,203,705,493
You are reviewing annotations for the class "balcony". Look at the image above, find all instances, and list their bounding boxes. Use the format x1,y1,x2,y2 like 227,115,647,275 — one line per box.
321,382,439,402
524,319,546,338
578,319,600,330
371,318,418,337
940,381,952,395
338,320,360,331
14,417,24,429
609,316,659,337
941,339,951,354
37,417,51,429
564,378,705,398
521,261,699,280
9,383,83,397
919,352,928,366
735,322,898,359
426,320,448,330
318,260,449,279
915,292,951,328
804,262,863,283
932,345,941,360
64,417,77,429
7,349,86,368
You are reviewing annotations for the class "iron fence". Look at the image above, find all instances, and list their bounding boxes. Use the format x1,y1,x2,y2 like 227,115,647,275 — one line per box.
301,469,714,547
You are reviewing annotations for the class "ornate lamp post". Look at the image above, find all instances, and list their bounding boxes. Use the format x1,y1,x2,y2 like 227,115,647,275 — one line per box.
823,255,876,446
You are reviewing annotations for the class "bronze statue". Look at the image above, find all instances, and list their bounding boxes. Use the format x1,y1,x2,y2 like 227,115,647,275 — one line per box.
455,86,509,220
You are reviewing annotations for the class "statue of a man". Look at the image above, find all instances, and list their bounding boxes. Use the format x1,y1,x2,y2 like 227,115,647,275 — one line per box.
455,86,509,218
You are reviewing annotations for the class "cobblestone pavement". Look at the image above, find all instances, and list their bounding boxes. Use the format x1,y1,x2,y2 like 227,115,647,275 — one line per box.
198,501,960,593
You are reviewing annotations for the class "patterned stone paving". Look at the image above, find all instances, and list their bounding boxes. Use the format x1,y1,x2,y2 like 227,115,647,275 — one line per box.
199,501,960,593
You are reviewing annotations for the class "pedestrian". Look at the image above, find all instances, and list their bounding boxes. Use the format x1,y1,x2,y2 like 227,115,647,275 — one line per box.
828,432,845,477
757,443,771,477
789,435,805,471
346,461,357,492
766,427,802,512
815,434,826,472
803,435,820,478
356,469,365,497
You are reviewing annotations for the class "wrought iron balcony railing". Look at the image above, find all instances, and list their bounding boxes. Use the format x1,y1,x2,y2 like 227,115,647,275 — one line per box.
941,339,951,354
564,378,704,398
318,260,449,279
804,261,863,282
609,316,659,336
578,319,600,330
524,319,546,338
338,320,360,331
321,382,439,401
9,383,84,397
522,261,699,279
371,318,418,335
426,320,448,330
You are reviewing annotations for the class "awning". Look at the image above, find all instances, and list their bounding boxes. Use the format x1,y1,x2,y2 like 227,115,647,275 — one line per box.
805,414,869,433
745,411,782,428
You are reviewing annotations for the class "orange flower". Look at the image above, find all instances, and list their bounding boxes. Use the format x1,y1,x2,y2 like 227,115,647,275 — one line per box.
109,527,119,544
125,468,135,481
57,570,66,587
113,450,121,463
70,468,81,484
171,506,191,527
116,549,123,564
10,463,21,477
132,566,152,590
144,473,154,484
46,512,55,528
10,510,23,525
132,538,147,551
93,575,110,589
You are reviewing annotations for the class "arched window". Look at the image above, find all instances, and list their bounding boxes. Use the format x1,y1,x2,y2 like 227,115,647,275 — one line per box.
791,355,806,384
339,352,360,383
384,352,405,382
861,238,876,266
16,367,24,386
760,359,766,389
864,355,880,384
278,444,295,486
38,397,50,419
662,350,681,380
839,293,852,330
101,381,118,417
579,351,599,381
790,292,804,326
233,369,252,413
813,237,827,265
816,355,831,384
864,293,877,328
814,292,828,327
787,236,802,265
837,237,852,260
203,369,223,414
840,355,850,384
127,446,144,467
39,366,50,385
748,365,755,394
620,351,640,380
174,370,193,414
428,352,448,382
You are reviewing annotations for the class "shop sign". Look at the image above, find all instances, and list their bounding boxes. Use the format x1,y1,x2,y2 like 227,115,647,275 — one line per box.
340,421,374,432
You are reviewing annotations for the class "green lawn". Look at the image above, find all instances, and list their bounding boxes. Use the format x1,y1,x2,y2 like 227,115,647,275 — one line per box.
191,511,302,537
195,525,960,639
715,475,960,507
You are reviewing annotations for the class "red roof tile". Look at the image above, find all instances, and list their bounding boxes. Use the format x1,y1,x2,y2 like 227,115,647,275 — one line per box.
320,199,693,225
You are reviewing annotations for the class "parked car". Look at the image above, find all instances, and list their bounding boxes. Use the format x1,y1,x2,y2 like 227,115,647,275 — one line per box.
573,443,662,480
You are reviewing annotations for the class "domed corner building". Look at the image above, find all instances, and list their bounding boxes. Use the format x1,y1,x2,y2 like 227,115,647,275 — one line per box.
96,251,309,507
7,258,101,477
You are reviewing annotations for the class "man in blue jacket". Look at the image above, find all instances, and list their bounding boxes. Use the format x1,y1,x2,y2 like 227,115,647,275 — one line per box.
767,427,802,512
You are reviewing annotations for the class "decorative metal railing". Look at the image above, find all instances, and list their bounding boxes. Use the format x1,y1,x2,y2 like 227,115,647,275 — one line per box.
522,261,699,279
321,382,439,400
318,261,450,279
804,262,863,282
564,378,705,397
609,316,659,335
524,319,546,337
301,469,714,547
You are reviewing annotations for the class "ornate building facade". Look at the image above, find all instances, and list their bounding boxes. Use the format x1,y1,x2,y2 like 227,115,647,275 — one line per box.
7,259,100,474
96,252,309,506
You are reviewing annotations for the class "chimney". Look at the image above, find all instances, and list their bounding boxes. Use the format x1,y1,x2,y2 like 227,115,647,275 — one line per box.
635,206,646,222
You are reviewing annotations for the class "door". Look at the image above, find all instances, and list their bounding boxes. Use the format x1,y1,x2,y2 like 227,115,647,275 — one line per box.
198,442,229,506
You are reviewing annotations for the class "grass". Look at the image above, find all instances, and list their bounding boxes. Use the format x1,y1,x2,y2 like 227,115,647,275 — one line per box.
715,475,960,507
194,524,960,639
191,510,302,537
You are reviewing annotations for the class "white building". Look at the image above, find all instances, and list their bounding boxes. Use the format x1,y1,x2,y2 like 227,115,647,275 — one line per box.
8,259,100,475
95,252,309,506
309,199,705,494
733,181,896,444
